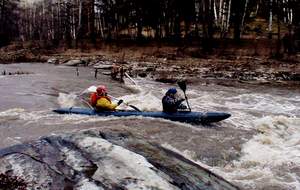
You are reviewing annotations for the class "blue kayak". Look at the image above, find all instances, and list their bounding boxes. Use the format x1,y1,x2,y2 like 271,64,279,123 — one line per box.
53,107,231,124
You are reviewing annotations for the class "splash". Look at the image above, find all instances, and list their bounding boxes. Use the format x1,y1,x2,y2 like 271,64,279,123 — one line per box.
242,116,300,165
212,115,300,189
224,93,299,116
57,93,77,108
115,79,162,111
123,81,142,94
0,108,26,117
118,91,161,111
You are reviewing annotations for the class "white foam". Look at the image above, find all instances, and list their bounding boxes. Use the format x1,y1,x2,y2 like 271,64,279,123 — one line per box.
118,90,161,111
19,110,51,121
123,81,142,94
57,93,77,108
211,115,300,189
61,114,123,124
0,108,26,117
3,137,22,147
242,116,300,165
224,93,299,116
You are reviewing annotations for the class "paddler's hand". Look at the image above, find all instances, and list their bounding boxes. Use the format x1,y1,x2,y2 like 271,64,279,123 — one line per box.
179,98,185,103
179,104,187,109
117,99,124,105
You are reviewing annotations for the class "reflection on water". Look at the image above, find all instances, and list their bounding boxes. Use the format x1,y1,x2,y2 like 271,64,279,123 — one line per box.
0,63,300,189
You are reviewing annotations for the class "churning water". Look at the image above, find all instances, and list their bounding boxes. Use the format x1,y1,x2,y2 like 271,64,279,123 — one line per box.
0,63,299,189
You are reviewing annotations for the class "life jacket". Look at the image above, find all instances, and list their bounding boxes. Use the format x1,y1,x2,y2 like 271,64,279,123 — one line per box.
162,94,187,113
96,96,118,111
162,95,178,113
90,92,98,107
90,92,118,111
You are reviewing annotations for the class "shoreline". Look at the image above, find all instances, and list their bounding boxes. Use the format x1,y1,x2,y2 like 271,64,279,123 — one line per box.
0,44,299,86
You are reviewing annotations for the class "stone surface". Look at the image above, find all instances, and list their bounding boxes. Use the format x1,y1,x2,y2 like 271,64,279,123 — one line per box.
0,130,239,190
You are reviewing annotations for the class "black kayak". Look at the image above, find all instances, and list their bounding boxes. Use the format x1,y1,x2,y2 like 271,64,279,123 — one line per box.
53,107,231,124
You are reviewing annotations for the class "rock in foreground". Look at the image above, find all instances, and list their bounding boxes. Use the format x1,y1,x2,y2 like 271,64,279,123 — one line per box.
0,130,239,190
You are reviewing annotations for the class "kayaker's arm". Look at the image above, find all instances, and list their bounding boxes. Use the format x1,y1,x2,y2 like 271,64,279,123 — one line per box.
175,98,185,106
163,96,177,106
96,98,118,111
163,96,186,112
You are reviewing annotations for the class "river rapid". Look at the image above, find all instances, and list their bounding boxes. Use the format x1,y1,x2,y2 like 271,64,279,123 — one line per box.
0,63,299,189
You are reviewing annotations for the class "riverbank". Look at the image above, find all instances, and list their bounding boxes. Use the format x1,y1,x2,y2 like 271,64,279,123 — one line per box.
1,42,300,85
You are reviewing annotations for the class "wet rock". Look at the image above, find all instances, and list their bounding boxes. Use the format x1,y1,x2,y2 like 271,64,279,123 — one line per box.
64,59,85,67
171,65,181,70
102,71,111,76
1,70,32,76
0,130,239,190
93,61,113,70
138,72,147,78
290,73,300,81
145,67,156,72
94,65,113,70
0,173,28,189
47,58,58,64
166,53,177,60
155,77,178,84
273,71,292,80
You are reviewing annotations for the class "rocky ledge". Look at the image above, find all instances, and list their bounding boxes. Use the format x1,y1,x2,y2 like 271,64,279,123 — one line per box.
0,130,239,190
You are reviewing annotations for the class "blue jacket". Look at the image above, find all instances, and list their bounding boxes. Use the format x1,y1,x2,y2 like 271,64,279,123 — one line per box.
162,95,185,113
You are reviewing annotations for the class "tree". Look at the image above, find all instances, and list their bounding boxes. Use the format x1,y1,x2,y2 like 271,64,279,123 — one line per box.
0,0,20,47
0,0,298,53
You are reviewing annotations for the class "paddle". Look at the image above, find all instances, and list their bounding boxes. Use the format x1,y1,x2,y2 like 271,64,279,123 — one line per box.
79,98,95,110
108,95,142,112
177,81,191,112
85,85,141,112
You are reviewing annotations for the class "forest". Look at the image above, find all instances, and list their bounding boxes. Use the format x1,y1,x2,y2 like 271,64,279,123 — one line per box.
0,0,299,54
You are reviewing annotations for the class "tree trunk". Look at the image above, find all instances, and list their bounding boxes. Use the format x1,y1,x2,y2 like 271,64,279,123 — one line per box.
276,1,281,57
268,0,273,39
89,0,96,45
233,0,247,41
76,0,83,48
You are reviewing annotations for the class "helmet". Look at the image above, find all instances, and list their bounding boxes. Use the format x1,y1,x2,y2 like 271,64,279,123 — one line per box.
96,85,107,95
166,88,177,95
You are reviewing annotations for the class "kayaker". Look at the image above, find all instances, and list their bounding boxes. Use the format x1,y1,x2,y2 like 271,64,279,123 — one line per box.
90,85,123,111
162,88,186,113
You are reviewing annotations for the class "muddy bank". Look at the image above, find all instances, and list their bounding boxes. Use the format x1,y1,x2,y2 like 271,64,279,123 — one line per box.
0,129,240,190
1,44,299,84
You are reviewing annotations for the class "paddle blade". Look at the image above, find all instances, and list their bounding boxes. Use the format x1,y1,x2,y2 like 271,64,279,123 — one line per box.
79,85,97,96
87,86,97,93
129,105,142,112
177,81,187,92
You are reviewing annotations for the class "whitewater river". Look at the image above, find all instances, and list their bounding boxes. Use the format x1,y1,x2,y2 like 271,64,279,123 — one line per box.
0,63,299,189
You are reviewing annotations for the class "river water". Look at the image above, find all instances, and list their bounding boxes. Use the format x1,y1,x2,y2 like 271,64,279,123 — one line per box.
0,63,299,189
